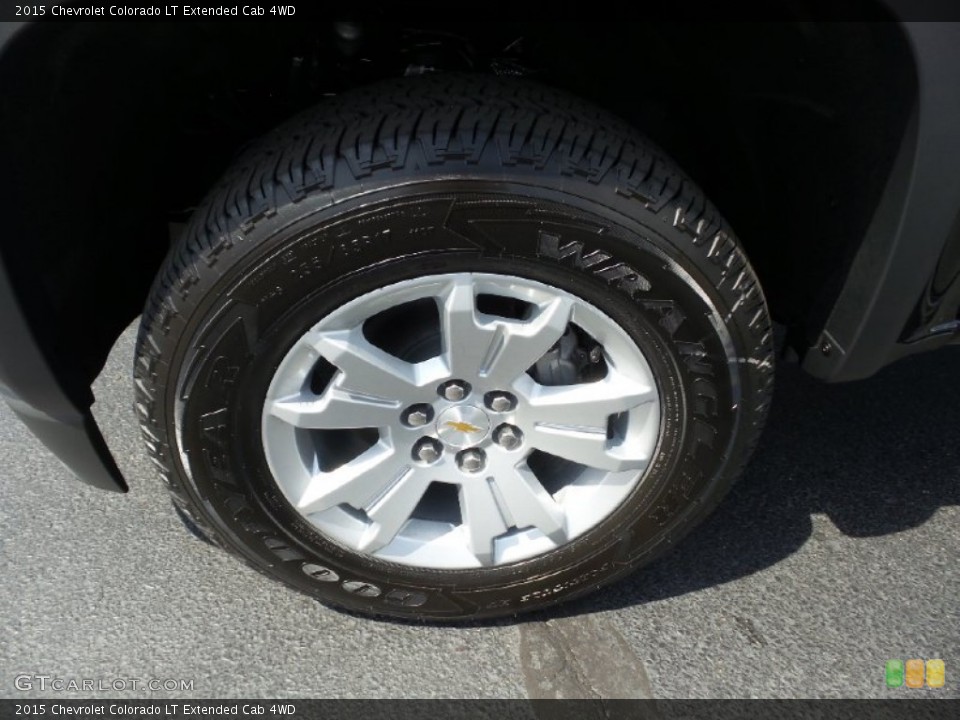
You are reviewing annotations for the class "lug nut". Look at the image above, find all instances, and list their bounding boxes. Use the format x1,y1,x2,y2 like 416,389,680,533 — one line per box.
440,380,471,402
494,424,523,451
456,448,486,473
402,404,433,427
485,391,517,413
413,438,443,464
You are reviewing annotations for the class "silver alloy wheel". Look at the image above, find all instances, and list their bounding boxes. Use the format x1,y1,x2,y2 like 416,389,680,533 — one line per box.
261,273,661,569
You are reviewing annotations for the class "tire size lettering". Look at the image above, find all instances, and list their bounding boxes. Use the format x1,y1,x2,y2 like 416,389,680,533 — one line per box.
520,564,611,603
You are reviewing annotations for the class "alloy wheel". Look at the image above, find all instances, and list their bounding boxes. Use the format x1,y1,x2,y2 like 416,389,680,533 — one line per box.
262,273,661,569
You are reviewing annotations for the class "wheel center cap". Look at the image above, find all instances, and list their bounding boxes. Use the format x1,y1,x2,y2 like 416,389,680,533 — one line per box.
436,405,490,448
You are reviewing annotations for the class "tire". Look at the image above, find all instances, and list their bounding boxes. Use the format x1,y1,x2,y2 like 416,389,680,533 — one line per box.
134,74,774,621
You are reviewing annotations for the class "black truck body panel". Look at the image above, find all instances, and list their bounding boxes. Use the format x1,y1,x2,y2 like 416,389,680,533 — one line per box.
801,20,960,380
0,256,127,491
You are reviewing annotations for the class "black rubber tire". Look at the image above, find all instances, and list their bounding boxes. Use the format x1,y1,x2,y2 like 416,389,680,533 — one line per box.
134,74,774,621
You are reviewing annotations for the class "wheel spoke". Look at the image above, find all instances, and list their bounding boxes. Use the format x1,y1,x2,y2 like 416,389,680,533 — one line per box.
296,443,410,516
484,296,575,384
440,276,574,384
528,423,648,472
496,465,567,545
306,327,421,400
357,471,430,553
268,385,401,430
458,479,510,566
520,370,655,471
440,275,484,377
522,372,656,429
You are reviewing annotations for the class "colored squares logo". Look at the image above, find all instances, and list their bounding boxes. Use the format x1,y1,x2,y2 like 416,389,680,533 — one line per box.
905,659,925,688
885,659,904,687
927,659,945,688
886,658,945,688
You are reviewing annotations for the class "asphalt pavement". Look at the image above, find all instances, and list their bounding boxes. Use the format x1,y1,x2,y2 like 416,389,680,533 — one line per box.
1,323,957,699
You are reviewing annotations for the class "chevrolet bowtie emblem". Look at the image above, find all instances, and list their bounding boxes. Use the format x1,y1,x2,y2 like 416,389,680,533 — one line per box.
445,420,482,434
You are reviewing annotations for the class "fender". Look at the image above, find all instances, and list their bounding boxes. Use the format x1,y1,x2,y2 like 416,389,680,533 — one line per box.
802,18,960,380
0,257,126,491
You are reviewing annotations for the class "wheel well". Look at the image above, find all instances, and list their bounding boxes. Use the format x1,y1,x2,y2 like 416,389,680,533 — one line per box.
0,13,916,402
